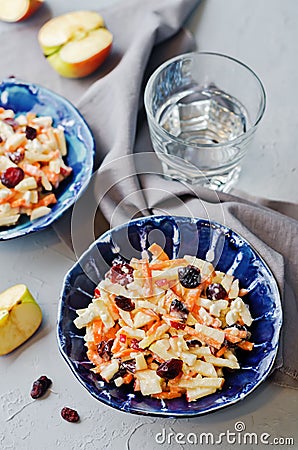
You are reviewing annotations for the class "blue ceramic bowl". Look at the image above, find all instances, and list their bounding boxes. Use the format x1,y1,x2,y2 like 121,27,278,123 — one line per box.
0,79,94,240
58,216,282,417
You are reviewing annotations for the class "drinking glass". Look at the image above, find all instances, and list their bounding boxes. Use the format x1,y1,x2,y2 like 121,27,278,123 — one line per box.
144,52,266,191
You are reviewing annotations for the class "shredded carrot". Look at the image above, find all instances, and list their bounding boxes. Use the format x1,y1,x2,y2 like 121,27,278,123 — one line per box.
147,320,161,336
0,192,15,204
110,336,122,354
102,326,117,342
10,198,28,208
138,308,159,319
134,379,141,391
184,325,222,349
191,310,204,325
237,340,254,351
183,287,202,311
122,374,133,384
37,193,57,207
216,346,228,358
86,341,103,366
107,298,120,320
224,334,242,344
30,161,41,168
141,320,156,332
225,329,247,344
149,259,187,270
143,259,153,297
112,348,141,359
239,289,249,297
153,391,183,399
92,319,103,345
162,314,181,322
170,281,183,298
148,243,169,261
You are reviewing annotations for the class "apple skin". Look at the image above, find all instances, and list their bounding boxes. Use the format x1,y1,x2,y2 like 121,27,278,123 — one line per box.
0,284,42,356
0,309,9,327
46,41,112,78
0,0,44,23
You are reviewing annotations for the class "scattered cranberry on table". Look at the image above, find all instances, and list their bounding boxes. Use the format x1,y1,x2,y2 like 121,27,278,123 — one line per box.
61,407,80,423
30,375,52,399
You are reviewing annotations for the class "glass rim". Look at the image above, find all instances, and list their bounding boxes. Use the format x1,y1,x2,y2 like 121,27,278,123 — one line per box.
144,51,266,149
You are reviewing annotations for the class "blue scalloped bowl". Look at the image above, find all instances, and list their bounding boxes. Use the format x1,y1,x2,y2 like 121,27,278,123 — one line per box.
58,216,282,417
0,79,94,240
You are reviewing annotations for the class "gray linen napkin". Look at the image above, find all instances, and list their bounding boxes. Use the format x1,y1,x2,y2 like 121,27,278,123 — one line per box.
60,0,298,389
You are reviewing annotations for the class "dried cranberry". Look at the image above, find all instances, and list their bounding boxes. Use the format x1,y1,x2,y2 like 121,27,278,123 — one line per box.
210,346,218,355
206,283,227,300
234,323,248,332
25,125,37,140
170,298,189,321
114,295,135,312
0,136,3,143
111,360,136,382
112,256,128,265
178,265,201,289
61,407,80,423
1,167,24,188
97,339,114,361
7,149,25,164
130,338,140,350
120,359,136,374
156,358,183,380
107,263,134,286
30,375,52,399
186,339,202,347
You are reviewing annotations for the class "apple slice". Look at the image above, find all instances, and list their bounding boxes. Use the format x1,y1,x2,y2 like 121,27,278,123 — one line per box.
38,11,113,78
0,309,9,327
0,284,42,356
0,0,43,22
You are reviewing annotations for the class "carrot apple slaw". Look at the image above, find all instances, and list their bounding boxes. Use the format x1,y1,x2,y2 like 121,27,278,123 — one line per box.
0,107,72,226
74,243,254,402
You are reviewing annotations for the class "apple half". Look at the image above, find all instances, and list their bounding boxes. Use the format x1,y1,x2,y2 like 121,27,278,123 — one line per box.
0,0,43,22
0,284,42,356
38,11,113,78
